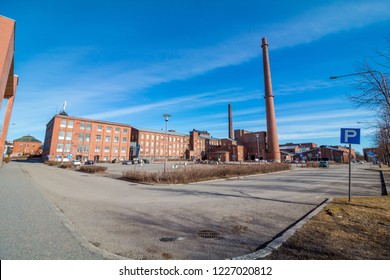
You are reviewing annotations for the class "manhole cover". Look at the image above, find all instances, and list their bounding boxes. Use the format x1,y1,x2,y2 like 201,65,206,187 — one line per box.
197,229,221,239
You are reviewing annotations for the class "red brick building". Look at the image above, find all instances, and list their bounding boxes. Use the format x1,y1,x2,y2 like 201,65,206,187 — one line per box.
235,130,267,160
187,130,220,160
131,128,190,160
292,145,356,163
0,16,19,165
207,138,244,161
43,114,132,162
12,135,41,157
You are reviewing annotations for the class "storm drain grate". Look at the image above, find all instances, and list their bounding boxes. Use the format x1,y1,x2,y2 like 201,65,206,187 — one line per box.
197,229,221,239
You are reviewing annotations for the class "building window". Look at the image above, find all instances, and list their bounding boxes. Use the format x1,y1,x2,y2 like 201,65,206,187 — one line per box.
96,135,102,142
77,145,82,153
123,128,128,133
86,123,92,131
105,136,111,142
146,134,150,140
104,146,110,152
114,136,119,143
60,120,66,127
106,126,112,133
122,137,127,143
113,146,119,153
56,143,63,152
84,145,89,153
64,144,71,152
80,122,85,130
115,128,120,134
121,147,126,153
141,134,144,139
67,121,74,128
97,125,102,132
95,146,101,152
86,133,91,142
58,131,65,140
66,132,72,140
78,132,84,142
103,156,108,161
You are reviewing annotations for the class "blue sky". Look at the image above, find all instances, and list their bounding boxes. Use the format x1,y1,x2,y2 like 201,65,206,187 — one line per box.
2,0,390,153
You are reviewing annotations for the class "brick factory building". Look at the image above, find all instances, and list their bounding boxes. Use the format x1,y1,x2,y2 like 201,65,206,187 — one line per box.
43,114,132,162
291,145,356,163
235,129,267,160
207,138,244,162
12,135,41,157
0,16,19,165
187,129,220,160
131,128,190,160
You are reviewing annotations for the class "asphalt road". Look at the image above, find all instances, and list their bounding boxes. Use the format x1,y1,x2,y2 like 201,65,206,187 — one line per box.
0,160,382,259
0,160,110,259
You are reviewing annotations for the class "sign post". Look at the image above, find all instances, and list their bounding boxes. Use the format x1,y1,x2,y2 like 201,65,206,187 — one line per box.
340,128,360,202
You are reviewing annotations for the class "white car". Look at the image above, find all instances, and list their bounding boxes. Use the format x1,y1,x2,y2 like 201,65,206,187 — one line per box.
72,160,81,166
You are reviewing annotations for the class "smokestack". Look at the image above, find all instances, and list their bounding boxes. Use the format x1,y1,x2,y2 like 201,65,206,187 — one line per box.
261,37,281,162
228,104,234,139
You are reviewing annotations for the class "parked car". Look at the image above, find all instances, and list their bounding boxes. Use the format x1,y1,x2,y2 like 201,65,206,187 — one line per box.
85,160,94,165
122,160,132,165
319,161,329,167
72,160,81,166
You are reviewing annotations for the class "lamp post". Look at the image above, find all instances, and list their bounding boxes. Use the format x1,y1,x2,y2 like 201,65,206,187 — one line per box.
163,114,171,173
330,70,389,106
256,134,260,161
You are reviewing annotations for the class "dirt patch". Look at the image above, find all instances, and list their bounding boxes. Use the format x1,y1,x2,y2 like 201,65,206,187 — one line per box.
264,196,390,259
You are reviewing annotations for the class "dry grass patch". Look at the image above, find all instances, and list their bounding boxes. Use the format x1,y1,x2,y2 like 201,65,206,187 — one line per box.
265,196,390,259
78,165,107,174
122,163,290,184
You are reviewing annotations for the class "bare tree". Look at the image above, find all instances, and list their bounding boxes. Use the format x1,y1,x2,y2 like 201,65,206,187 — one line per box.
375,107,390,165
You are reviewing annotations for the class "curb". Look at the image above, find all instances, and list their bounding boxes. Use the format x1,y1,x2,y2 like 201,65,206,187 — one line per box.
232,198,331,260
379,170,388,196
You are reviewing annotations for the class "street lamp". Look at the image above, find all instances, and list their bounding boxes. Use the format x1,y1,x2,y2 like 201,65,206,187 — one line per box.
256,134,260,161
163,114,171,173
330,70,389,99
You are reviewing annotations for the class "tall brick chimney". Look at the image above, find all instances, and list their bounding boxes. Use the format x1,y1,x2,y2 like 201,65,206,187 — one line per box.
261,37,281,162
228,104,234,139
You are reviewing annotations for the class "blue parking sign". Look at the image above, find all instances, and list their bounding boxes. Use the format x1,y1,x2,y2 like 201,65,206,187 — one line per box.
340,128,360,144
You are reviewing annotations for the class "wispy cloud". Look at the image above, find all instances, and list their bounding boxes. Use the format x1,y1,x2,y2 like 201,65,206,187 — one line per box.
268,0,390,49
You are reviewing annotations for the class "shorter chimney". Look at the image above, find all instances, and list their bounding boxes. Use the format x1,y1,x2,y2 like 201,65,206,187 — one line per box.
228,104,234,139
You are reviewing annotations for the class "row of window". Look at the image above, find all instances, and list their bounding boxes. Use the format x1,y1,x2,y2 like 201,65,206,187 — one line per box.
140,148,181,156
56,144,127,154
58,131,127,143
140,133,186,143
139,141,186,149
59,120,129,134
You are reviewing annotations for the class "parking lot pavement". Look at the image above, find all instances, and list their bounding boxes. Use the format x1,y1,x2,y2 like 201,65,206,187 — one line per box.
6,161,383,260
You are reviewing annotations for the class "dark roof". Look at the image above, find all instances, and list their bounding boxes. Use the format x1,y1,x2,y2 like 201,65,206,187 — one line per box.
14,135,41,143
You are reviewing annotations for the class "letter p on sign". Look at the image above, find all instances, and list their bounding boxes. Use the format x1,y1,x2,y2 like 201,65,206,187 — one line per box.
340,128,361,144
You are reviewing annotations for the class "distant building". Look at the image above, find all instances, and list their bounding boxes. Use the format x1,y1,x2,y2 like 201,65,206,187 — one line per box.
43,114,132,162
131,128,190,160
12,135,41,157
363,148,380,163
292,145,355,163
235,129,267,160
187,130,220,160
207,138,244,162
